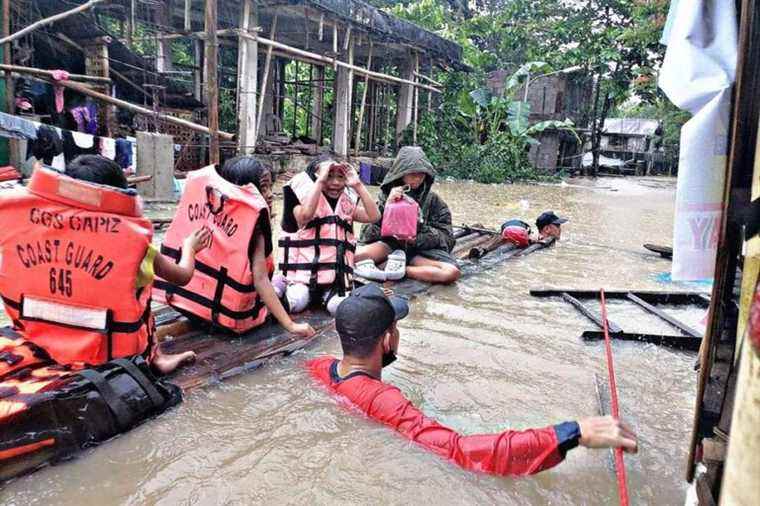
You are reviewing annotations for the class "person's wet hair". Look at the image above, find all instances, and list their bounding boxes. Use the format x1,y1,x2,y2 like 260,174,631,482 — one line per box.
219,155,271,190
65,155,128,189
305,153,334,178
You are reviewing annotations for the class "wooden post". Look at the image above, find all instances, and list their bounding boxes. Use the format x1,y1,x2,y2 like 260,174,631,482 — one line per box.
193,38,203,101
412,52,419,145
236,0,258,153
332,36,353,157
256,13,278,138
184,0,192,32
311,65,324,144
1,0,17,166
204,0,219,164
127,0,135,47
156,3,173,73
395,52,416,146
354,43,373,156
83,37,113,136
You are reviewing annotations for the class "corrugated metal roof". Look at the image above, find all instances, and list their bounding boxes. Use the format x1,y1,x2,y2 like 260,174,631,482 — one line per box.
603,118,661,136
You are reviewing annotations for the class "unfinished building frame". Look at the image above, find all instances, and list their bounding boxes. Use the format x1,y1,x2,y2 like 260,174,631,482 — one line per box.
3,0,464,170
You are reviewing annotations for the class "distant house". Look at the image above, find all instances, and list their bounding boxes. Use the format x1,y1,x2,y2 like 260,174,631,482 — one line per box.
595,118,663,174
486,70,592,172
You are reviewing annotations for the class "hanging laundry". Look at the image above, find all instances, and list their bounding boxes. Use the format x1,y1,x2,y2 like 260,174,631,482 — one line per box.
115,138,133,170
0,111,37,140
99,136,116,160
51,70,69,114
69,105,97,135
61,130,99,163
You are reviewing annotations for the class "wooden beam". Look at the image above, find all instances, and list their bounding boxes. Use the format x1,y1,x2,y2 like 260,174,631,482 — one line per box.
561,292,623,333
0,0,108,46
581,331,702,352
233,31,440,94
353,43,373,156
255,13,277,140
204,0,220,164
626,292,703,338
530,289,711,307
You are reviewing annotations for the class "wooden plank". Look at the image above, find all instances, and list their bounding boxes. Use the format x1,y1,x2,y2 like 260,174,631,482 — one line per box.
515,237,556,257
626,292,703,338
643,243,672,259
531,289,710,307
561,292,623,333
581,331,702,352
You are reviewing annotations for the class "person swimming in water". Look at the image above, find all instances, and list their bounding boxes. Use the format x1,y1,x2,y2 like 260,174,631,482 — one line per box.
308,284,638,477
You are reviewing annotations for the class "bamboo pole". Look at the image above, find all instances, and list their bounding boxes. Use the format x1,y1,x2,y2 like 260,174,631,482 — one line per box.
414,71,442,87
18,72,233,139
0,0,107,46
233,31,441,94
0,63,111,84
205,0,220,164
255,13,278,139
354,43,373,156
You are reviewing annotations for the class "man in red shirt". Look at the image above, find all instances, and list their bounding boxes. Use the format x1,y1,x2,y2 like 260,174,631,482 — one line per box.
307,284,638,477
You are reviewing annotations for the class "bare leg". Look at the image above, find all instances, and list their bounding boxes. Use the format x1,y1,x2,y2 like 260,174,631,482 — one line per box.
406,255,461,284
151,346,196,375
355,241,392,263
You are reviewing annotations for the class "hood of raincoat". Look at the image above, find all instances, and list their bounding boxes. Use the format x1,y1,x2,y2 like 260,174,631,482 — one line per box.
379,146,436,197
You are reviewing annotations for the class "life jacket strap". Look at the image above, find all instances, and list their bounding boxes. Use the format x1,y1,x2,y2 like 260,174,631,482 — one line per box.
304,214,353,233
76,368,134,431
160,245,257,293
154,279,266,322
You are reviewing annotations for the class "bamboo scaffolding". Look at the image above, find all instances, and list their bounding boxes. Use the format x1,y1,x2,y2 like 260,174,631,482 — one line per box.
0,0,108,46
16,70,234,139
0,63,111,84
231,30,440,94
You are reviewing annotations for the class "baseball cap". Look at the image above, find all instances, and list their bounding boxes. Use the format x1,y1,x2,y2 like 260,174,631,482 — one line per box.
536,211,568,230
335,284,409,341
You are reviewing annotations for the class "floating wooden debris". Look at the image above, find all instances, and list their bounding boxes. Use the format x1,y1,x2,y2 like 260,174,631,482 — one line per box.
531,288,707,351
643,243,673,259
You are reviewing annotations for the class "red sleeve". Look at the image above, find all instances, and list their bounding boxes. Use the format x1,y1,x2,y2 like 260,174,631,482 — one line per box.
346,379,563,476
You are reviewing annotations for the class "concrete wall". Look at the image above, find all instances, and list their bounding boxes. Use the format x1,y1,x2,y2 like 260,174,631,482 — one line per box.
257,153,394,177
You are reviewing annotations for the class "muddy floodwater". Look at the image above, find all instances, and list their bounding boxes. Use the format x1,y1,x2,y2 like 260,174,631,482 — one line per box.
3,177,705,505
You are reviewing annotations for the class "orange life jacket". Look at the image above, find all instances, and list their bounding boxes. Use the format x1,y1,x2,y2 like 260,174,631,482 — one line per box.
154,165,272,333
0,168,153,366
278,171,357,294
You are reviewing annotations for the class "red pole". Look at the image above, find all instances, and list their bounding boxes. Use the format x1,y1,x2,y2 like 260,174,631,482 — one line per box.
600,288,630,506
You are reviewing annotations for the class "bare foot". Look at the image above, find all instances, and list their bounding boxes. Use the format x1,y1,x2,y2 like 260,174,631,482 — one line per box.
152,348,196,375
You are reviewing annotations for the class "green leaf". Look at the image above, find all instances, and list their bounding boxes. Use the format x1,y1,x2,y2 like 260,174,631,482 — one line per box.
469,88,492,108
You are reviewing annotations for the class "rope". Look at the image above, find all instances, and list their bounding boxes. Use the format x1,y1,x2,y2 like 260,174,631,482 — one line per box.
599,288,630,506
